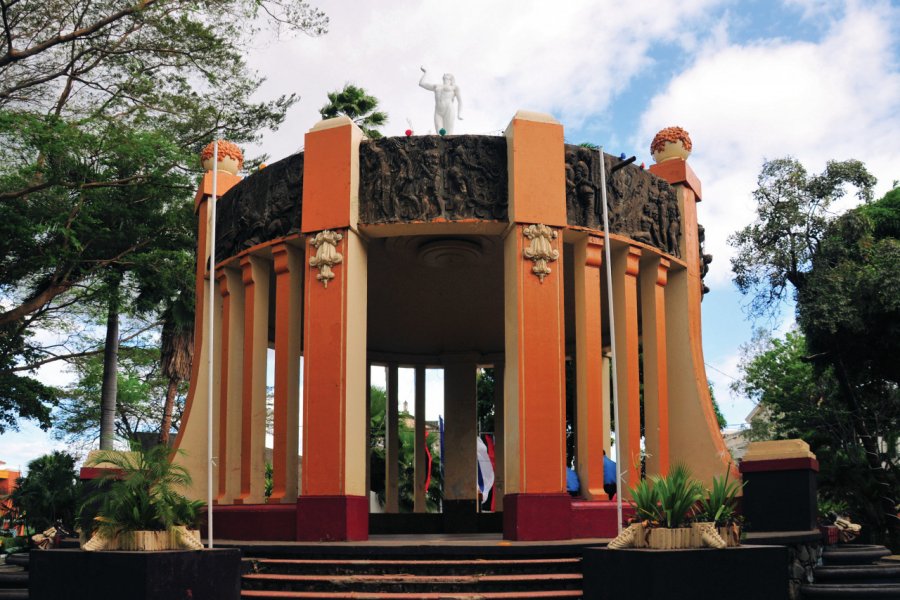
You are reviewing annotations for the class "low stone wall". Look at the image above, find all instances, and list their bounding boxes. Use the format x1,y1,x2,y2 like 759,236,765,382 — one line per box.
787,541,823,600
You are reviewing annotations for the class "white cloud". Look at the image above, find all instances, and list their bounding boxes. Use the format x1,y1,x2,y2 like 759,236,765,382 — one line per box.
243,0,725,160
637,1,900,289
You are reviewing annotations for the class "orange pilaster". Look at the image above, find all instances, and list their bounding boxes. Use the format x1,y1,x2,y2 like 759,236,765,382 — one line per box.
641,256,671,477
612,245,642,489
269,243,303,504
297,116,367,541
574,236,608,500
235,255,268,505
503,110,570,541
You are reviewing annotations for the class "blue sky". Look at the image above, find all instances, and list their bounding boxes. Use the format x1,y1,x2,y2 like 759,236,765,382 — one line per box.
2,0,899,472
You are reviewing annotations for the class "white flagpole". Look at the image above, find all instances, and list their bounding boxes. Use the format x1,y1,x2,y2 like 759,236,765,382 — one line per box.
599,148,624,535
207,140,218,549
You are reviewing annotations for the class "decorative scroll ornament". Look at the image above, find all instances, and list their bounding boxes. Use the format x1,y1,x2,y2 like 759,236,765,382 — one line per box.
522,223,559,283
309,230,343,288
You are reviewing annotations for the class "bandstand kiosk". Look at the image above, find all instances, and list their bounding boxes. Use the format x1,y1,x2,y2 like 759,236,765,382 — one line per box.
175,111,732,541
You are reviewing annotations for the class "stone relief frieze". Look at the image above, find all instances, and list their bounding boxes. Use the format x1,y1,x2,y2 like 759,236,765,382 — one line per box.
215,153,304,263
359,136,508,224
564,145,681,258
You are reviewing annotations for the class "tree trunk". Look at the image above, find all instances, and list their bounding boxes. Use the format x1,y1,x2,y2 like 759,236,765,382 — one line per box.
99,278,120,450
158,377,179,446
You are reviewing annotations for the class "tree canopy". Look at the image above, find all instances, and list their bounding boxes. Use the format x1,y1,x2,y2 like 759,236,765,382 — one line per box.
732,162,900,548
319,83,388,139
0,0,328,433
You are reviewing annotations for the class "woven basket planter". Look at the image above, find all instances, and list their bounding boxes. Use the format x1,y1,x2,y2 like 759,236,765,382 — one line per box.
719,524,742,547
648,527,692,549
83,526,202,551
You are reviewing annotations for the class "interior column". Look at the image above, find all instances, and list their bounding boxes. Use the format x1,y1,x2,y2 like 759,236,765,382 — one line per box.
385,364,400,513
216,267,244,504
414,365,427,513
443,358,477,530
640,256,671,477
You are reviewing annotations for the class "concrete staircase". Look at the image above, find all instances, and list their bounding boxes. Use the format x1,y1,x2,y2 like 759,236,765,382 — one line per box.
801,544,900,599
0,553,29,599
239,546,584,599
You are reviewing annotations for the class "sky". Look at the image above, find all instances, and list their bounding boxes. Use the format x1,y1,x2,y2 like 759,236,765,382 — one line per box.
2,0,899,473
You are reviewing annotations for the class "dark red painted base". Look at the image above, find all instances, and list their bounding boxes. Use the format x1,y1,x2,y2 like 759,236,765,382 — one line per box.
202,504,296,541
296,495,368,541
571,500,634,538
503,493,572,541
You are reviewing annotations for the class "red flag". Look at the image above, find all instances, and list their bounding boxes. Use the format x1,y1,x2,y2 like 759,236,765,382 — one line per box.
423,434,433,497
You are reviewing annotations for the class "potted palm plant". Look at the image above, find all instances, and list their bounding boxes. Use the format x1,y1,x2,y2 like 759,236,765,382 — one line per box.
610,464,726,549
80,444,204,551
696,468,744,547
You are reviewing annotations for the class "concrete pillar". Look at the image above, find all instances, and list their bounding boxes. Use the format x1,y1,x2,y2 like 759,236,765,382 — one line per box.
640,256,671,477
216,267,244,504
385,364,400,513
414,365,427,513
502,110,570,540
234,255,269,505
269,243,303,503
574,236,608,500
611,245,642,490
297,116,368,540
443,358,477,526
602,353,612,456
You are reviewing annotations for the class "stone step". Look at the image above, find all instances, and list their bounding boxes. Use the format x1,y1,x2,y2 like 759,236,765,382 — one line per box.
0,571,28,589
242,572,583,594
814,563,900,585
821,546,892,566
247,557,582,576
801,582,900,598
0,589,28,599
241,590,582,599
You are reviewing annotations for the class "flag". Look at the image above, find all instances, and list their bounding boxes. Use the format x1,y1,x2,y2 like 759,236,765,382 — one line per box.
476,436,494,504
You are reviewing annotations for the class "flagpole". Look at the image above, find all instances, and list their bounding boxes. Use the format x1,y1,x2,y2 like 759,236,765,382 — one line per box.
599,148,624,535
207,140,218,549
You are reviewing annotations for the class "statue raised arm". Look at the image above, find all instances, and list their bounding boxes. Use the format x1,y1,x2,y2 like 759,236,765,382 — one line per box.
419,66,462,134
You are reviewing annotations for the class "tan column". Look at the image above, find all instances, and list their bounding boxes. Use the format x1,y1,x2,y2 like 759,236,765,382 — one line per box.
414,365,427,513
651,156,734,486
365,363,371,503
216,268,244,504
641,256,671,477
171,168,239,501
298,115,368,540
492,363,505,511
385,364,400,513
269,243,303,503
443,360,477,509
574,236,608,500
235,255,269,505
612,245,642,490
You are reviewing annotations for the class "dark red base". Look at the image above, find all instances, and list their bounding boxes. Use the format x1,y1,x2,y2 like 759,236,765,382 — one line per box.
571,500,634,538
503,493,572,541
202,504,296,541
296,495,368,541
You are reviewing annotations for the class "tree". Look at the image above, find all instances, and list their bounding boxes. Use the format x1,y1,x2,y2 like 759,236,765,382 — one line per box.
8,451,80,533
731,162,900,548
0,0,328,431
319,84,388,139
729,157,876,319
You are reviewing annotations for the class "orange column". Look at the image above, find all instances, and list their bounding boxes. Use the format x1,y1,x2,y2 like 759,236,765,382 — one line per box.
641,256,671,477
574,236,608,500
502,110,570,540
297,116,368,541
612,245,642,489
269,243,303,504
217,267,244,504
235,255,269,505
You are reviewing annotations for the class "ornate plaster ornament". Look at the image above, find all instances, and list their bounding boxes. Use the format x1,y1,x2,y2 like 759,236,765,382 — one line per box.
309,230,343,288
523,223,559,283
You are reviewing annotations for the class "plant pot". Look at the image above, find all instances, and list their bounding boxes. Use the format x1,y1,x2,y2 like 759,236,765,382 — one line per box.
83,527,202,551
691,522,727,549
648,527,692,549
719,524,742,547
608,522,648,549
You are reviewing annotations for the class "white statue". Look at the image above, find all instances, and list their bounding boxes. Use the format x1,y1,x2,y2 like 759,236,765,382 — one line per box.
419,66,462,134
